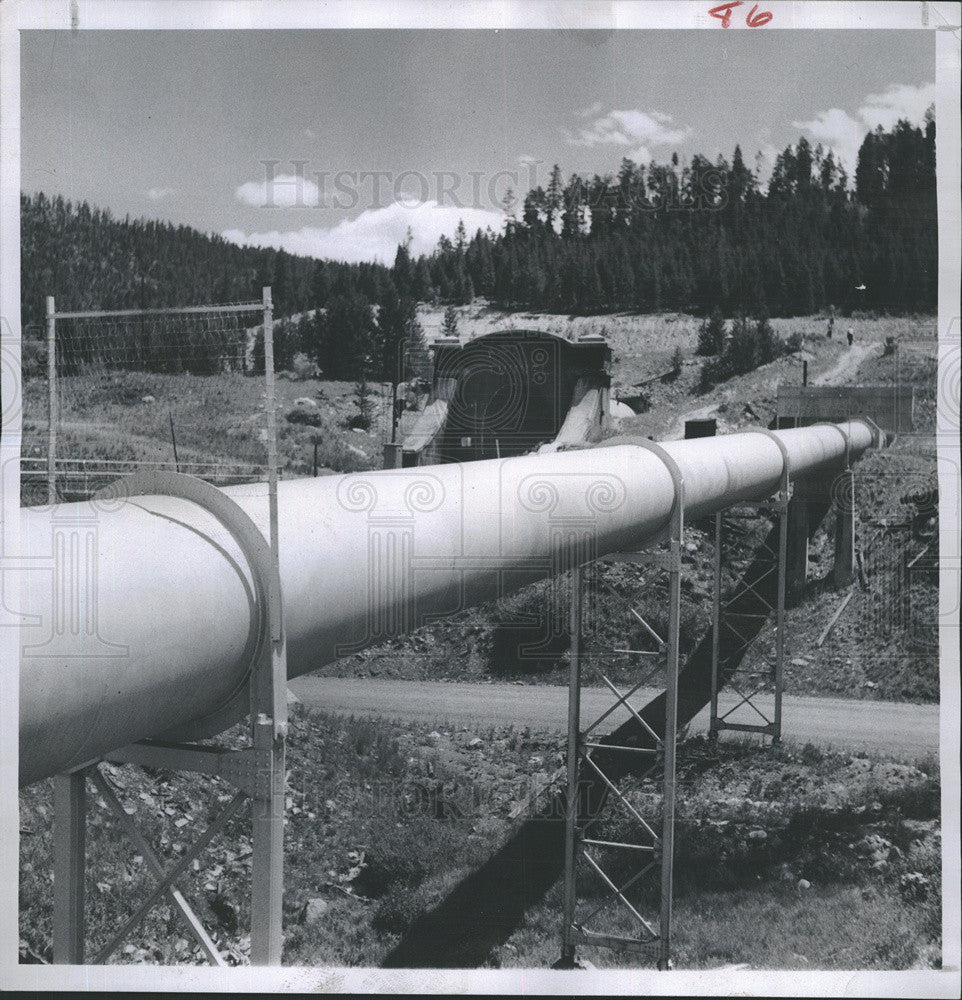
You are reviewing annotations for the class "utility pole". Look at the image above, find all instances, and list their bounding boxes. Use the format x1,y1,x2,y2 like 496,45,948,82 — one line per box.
391,380,399,444
46,296,57,504
168,410,180,473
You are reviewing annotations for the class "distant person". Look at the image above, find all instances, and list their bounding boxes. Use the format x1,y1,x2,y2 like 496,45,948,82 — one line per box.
847,327,854,346
826,317,834,339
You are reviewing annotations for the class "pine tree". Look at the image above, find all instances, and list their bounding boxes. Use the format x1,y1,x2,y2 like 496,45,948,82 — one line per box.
855,129,886,208
350,370,373,431
392,230,414,296
728,144,754,206
522,187,546,232
441,303,459,339
753,312,778,365
315,292,376,380
454,264,473,305
670,345,683,378
375,282,423,385
726,313,754,375
696,307,727,356
546,165,564,233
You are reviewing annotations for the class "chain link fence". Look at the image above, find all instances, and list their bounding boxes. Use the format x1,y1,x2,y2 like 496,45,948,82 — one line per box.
21,297,273,505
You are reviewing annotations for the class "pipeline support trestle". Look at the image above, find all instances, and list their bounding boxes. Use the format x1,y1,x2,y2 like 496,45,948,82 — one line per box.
52,466,287,962
560,439,683,970
709,432,791,743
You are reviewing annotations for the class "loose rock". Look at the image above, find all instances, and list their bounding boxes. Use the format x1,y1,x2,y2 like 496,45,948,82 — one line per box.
302,897,329,925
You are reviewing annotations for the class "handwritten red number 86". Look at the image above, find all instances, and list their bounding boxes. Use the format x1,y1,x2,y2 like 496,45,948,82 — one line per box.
709,2,774,28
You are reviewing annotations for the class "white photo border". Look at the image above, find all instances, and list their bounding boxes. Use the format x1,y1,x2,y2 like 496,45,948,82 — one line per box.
1,1,959,995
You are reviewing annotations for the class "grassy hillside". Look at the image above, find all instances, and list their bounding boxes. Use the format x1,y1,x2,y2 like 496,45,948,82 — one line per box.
21,372,408,503
23,309,936,485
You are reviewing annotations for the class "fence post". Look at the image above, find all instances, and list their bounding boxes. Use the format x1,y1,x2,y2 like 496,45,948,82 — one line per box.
47,295,56,504
250,286,287,965
560,563,583,967
52,770,86,963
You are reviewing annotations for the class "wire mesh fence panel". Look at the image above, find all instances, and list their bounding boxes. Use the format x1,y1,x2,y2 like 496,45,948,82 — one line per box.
21,303,270,505
861,522,938,649
22,296,291,966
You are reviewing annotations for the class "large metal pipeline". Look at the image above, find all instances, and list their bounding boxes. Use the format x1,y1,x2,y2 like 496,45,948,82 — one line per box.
18,420,874,786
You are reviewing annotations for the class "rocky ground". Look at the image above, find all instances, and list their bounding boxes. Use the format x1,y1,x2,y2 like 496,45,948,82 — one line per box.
19,711,941,968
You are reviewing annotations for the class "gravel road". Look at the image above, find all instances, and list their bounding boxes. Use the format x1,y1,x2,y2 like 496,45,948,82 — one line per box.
289,676,940,759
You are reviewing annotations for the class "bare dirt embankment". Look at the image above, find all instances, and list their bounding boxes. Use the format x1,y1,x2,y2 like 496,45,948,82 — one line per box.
417,302,933,436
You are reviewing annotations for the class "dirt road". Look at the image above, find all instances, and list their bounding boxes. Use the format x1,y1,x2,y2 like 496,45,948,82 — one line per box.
288,676,940,759
661,341,881,439
812,341,879,385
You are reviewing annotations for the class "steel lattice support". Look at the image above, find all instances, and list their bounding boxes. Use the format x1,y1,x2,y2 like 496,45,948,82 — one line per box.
560,442,683,970
52,772,86,963
50,292,287,966
709,431,791,743
51,473,288,965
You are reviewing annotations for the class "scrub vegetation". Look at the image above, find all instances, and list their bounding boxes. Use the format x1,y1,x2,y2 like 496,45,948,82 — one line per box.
18,709,941,969
20,310,934,491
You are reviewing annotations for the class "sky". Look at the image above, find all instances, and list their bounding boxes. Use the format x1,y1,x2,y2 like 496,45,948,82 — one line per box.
21,29,935,264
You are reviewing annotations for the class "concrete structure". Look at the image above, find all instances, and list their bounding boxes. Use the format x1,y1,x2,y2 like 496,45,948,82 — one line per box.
777,383,915,434
401,330,612,465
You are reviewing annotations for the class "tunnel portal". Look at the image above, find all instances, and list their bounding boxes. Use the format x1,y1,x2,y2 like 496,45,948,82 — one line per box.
402,329,611,465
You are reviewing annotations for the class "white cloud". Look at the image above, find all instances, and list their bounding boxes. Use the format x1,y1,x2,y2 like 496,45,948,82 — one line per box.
235,173,323,209
146,187,175,201
859,82,936,131
223,199,505,264
791,108,864,170
793,82,935,174
626,145,653,166
576,100,604,119
567,108,692,151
